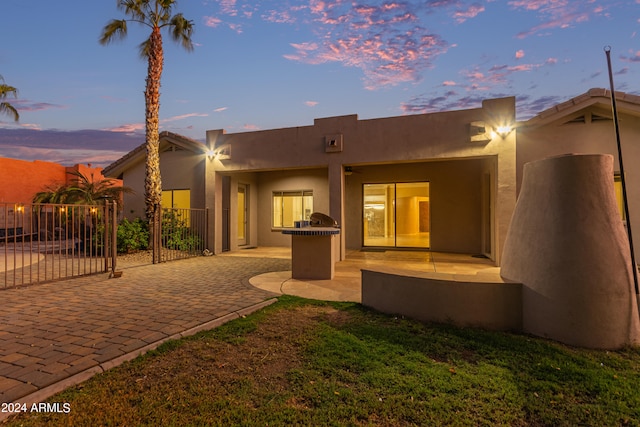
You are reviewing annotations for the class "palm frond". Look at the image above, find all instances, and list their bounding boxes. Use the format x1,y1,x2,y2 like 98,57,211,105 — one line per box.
169,14,194,52
0,103,19,122
0,78,19,121
118,0,149,22
138,39,151,59
99,19,128,45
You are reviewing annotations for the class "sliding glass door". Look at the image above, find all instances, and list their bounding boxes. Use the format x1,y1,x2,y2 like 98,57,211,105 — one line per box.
363,182,430,248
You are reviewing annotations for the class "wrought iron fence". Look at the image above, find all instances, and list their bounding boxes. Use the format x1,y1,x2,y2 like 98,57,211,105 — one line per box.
1,203,207,287
1,202,118,289
153,207,208,263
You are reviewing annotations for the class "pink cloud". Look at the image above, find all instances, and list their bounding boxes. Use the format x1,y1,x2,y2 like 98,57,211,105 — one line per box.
106,123,144,133
13,100,67,113
214,107,228,113
509,0,607,38
620,50,640,63
453,4,485,23
219,0,238,16
162,113,208,123
458,57,554,92
262,9,297,24
284,2,451,89
305,101,319,107
203,16,222,28
443,80,456,86
515,50,525,59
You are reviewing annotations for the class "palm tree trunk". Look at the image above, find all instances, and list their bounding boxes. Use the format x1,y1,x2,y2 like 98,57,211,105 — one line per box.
145,26,164,261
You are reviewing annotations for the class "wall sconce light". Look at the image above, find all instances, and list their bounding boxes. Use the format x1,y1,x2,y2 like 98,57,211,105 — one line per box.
494,125,513,139
206,145,231,161
15,204,24,214
470,121,514,141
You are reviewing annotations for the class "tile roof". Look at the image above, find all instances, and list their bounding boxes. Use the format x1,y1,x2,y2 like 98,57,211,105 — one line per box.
103,131,205,177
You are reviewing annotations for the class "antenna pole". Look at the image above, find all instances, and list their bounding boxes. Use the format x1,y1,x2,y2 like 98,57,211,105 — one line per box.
604,45,639,295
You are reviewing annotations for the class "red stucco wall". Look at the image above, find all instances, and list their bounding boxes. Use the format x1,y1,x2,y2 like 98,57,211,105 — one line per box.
0,158,115,204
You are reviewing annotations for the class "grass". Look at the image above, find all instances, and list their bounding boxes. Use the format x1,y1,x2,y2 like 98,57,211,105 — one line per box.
5,295,640,426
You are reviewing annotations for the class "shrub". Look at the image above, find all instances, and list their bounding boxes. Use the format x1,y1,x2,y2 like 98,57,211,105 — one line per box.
161,210,202,252
117,218,149,253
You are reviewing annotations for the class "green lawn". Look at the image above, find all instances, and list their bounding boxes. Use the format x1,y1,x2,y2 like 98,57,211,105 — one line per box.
6,296,640,426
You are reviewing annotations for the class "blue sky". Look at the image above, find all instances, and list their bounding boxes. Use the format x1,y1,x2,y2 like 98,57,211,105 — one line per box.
0,0,639,167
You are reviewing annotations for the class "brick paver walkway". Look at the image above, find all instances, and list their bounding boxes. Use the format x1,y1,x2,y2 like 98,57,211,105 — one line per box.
0,255,289,412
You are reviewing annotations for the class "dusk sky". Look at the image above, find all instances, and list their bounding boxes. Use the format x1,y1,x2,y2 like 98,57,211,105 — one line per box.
1,0,639,167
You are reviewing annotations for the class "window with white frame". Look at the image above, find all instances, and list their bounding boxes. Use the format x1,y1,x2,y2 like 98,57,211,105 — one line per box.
272,190,313,228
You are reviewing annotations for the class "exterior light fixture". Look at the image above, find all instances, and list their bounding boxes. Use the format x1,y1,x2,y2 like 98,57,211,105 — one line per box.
206,149,215,160
344,166,353,176
211,145,231,160
494,125,513,138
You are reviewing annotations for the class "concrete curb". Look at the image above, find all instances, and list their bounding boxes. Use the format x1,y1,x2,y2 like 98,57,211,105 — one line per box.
0,298,278,424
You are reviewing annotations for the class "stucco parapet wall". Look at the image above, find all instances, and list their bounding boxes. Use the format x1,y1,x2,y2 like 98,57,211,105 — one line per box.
361,268,522,331
206,97,516,172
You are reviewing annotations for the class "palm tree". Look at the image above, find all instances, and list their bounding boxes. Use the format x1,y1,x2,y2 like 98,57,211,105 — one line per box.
0,75,19,121
32,183,73,205
99,0,194,253
64,170,134,205
32,171,133,205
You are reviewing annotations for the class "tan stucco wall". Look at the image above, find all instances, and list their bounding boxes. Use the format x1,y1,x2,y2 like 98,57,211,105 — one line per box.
362,269,522,331
256,169,329,248
121,148,205,220
344,159,486,253
501,154,640,349
517,106,640,259
207,97,517,262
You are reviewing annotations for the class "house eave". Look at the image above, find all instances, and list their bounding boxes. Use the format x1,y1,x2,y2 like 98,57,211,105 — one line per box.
521,88,640,129
103,131,206,178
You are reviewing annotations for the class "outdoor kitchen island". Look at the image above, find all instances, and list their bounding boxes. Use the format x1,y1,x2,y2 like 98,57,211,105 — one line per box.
282,226,340,280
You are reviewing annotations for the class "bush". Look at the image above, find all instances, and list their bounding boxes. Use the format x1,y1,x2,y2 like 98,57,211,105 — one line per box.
117,218,149,254
161,210,202,253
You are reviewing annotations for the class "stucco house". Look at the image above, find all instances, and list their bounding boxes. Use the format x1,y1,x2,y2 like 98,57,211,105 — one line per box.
0,159,112,205
103,89,640,266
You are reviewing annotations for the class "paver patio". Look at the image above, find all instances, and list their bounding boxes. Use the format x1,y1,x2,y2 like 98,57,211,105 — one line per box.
0,255,289,414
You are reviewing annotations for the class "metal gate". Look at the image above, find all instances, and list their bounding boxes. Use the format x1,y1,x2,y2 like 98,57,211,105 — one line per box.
152,206,208,264
1,202,118,289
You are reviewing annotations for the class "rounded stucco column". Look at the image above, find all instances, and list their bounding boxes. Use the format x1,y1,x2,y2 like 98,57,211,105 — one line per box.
500,154,640,349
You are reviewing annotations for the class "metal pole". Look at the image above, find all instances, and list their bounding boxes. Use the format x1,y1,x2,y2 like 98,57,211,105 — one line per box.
604,46,639,295
111,200,118,275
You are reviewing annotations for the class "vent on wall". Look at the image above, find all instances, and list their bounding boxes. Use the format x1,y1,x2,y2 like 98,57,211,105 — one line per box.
469,121,492,143
565,113,612,124
325,134,343,152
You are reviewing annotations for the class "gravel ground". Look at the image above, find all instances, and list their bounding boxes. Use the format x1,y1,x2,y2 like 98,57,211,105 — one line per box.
116,250,153,268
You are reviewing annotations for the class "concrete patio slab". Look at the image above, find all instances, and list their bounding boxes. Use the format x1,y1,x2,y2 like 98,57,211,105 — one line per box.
243,247,498,303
